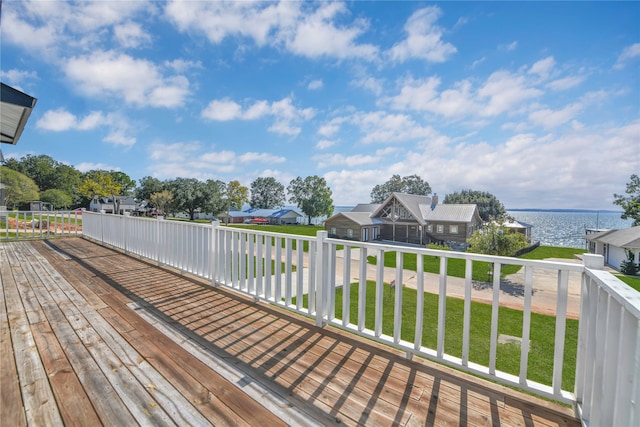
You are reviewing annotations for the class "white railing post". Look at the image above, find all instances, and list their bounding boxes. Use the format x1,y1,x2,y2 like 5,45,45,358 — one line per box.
211,220,220,287
123,212,130,253
156,215,163,265
315,230,327,327
582,253,604,270
100,210,105,244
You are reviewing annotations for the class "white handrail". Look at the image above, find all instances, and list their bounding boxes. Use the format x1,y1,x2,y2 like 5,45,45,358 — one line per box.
80,211,640,424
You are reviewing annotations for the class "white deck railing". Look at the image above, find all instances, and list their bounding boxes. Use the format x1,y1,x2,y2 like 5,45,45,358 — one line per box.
0,210,82,239
81,212,639,425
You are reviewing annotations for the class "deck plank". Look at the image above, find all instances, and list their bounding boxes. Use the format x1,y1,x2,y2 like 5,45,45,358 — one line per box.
1,237,581,427
0,247,27,427
35,239,293,427
2,244,64,426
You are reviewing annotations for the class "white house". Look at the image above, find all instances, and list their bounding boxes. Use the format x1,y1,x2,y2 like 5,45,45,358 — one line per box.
585,225,640,272
90,196,137,215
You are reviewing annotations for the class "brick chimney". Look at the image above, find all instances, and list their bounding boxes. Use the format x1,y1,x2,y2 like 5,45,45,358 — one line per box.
431,193,438,210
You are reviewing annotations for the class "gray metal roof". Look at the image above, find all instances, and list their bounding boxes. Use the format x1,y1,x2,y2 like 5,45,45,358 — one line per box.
330,212,383,226
423,204,479,222
1,83,37,145
586,226,640,249
351,203,380,213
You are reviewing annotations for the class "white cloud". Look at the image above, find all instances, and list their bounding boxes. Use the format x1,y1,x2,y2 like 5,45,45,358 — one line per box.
471,57,486,69
113,21,152,48
499,41,518,51
1,1,153,57
36,109,80,131
385,67,544,119
202,96,314,136
324,119,639,209
351,76,384,96
318,117,347,137
64,50,190,108
149,141,201,162
36,108,136,147
75,162,121,172
316,139,338,149
238,152,286,163
547,75,585,91
201,99,243,121
477,70,542,116
385,76,477,118
282,2,378,60
388,6,456,63
529,103,582,129
308,79,323,90
614,43,640,70
351,111,443,144
528,56,555,79
314,153,379,169
165,0,377,61
0,69,38,87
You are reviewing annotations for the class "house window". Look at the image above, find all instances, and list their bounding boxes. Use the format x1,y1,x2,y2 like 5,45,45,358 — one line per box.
436,224,444,233
347,229,353,238
450,225,458,234
427,224,433,232
331,227,336,235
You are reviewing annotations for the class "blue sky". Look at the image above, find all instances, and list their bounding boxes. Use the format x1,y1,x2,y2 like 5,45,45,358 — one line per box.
1,1,639,210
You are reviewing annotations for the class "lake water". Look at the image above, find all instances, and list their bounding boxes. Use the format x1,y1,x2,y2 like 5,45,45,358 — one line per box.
331,207,633,249
507,210,633,249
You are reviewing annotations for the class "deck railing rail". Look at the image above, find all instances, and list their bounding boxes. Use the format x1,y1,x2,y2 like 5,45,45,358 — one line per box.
81,211,639,425
0,210,82,240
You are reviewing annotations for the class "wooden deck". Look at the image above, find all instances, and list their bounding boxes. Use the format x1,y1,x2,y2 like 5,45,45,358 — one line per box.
1,238,580,426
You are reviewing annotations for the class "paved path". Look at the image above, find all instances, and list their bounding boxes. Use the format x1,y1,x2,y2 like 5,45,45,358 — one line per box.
281,248,583,319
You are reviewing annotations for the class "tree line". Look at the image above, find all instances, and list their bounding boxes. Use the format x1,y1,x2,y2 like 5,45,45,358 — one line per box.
0,155,335,222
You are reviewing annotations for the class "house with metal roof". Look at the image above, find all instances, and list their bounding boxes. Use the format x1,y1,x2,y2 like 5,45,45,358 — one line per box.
585,225,640,272
218,207,303,224
325,192,482,247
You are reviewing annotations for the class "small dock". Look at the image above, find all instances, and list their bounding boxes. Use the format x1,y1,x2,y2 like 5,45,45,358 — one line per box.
1,238,579,426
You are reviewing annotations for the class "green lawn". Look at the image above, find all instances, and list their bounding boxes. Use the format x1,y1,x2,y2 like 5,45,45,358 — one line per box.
299,281,577,390
616,274,640,292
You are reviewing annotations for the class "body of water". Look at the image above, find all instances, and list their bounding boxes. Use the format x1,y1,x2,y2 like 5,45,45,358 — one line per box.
508,210,633,248
331,207,633,249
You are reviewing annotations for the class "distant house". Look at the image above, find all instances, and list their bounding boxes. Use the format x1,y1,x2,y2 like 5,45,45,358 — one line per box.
218,207,303,225
325,193,482,248
585,225,640,272
497,219,534,243
90,196,137,215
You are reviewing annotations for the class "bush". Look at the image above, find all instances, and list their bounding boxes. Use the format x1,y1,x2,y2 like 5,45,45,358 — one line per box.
620,251,640,276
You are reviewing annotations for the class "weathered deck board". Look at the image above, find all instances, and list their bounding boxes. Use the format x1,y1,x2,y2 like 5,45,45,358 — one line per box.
2,238,581,427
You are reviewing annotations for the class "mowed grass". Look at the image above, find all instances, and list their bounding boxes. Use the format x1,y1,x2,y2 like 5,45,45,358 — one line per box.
328,281,578,390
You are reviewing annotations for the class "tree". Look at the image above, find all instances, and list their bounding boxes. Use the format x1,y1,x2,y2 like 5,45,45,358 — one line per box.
444,189,506,222
287,175,334,224
165,178,208,220
203,179,227,216
136,176,165,206
226,180,249,211
40,189,73,210
3,154,82,192
78,171,122,213
370,174,431,203
0,166,39,208
467,221,529,257
3,154,82,205
109,171,136,195
250,177,286,209
613,174,640,226
149,190,173,215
